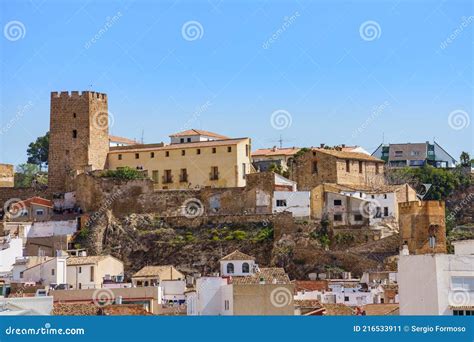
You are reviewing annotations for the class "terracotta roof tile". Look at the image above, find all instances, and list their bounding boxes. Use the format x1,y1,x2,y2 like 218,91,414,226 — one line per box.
220,250,255,261
252,147,300,157
314,148,384,162
109,135,138,145
231,267,290,285
362,304,399,315
132,265,184,279
66,255,109,266
294,280,329,292
16,196,53,209
169,129,229,139
322,304,354,316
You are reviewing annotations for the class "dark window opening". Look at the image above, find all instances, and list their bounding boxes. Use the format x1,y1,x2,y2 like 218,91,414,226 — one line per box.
72,130,77,138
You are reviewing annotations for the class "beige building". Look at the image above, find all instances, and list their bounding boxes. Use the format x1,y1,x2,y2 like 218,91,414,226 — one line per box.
6,196,54,222
66,255,124,290
0,164,14,187
292,148,385,191
252,147,300,172
107,130,252,189
132,265,184,287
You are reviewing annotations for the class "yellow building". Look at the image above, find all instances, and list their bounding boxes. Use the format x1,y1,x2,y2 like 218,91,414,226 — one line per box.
106,129,252,189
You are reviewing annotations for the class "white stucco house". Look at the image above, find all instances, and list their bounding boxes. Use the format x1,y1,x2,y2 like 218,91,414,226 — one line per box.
398,239,474,315
0,237,23,276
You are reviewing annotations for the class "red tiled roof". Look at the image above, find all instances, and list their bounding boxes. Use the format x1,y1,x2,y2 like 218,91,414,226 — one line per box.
314,148,383,162
16,196,53,208
252,147,300,157
220,250,255,261
109,135,138,145
362,304,399,315
294,280,329,292
169,129,229,140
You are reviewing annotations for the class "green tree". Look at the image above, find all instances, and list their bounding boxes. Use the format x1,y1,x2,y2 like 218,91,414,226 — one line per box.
14,163,41,187
460,151,470,167
27,132,49,170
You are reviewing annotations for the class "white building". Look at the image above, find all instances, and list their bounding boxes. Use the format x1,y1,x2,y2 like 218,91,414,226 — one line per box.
21,256,67,286
0,237,23,276
273,191,310,218
0,296,53,315
186,276,233,316
67,255,124,290
398,240,474,315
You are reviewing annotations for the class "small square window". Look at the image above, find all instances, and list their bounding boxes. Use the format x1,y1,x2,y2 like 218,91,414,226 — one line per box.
180,138,184,143
334,214,343,221
72,130,77,138
212,148,216,154
276,199,287,207
150,152,155,158
118,154,122,160
135,153,139,159
165,151,170,157
197,149,201,155
182,150,186,156
227,146,232,152
73,113,77,118
334,200,342,206
354,214,363,221
187,138,191,142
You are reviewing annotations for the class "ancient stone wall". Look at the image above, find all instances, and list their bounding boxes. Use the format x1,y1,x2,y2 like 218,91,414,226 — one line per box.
399,200,447,254
0,164,14,187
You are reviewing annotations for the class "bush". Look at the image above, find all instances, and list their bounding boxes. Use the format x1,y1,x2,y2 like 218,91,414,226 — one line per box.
254,227,274,242
225,230,248,241
100,167,145,180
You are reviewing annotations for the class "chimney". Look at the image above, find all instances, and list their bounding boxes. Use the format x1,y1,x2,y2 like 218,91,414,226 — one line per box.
341,144,346,148
320,143,325,148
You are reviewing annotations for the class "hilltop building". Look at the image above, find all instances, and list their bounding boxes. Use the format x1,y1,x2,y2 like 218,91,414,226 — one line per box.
372,141,457,168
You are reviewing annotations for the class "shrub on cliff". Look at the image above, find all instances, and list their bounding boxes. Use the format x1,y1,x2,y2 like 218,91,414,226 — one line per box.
100,167,145,180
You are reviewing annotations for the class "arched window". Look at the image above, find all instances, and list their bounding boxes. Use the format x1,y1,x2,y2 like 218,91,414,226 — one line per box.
227,263,234,274
242,262,249,273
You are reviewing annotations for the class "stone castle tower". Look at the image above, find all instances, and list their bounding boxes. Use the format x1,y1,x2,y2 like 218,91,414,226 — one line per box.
399,200,447,254
48,91,110,193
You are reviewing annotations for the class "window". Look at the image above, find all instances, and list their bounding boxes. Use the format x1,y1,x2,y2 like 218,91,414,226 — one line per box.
334,214,343,221
197,149,201,155
312,161,318,174
36,209,44,216
78,267,82,274
346,160,350,172
135,153,140,159
90,266,94,282
165,151,169,157
227,146,232,152
78,283,82,289
212,147,216,154
344,296,349,302
354,214,363,221
375,163,380,174
187,138,191,142
276,199,287,207
452,277,474,291
245,144,249,157
150,152,155,158
334,200,342,206
152,170,159,183
224,300,230,310
118,154,122,160
180,138,184,143
384,207,389,217
371,195,375,199
358,161,363,173
210,166,219,180
19,271,24,278
180,168,188,182
163,170,173,183
242,262,250,273
395,151,403,156
73,113,77,118
51,268,55,276
383,194,387,199
227,263,234,274
242,163,246,179
181,150,186,156
72,129,77,138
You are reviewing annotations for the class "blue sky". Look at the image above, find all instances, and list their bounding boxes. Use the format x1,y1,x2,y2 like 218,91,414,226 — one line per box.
1,0,472,167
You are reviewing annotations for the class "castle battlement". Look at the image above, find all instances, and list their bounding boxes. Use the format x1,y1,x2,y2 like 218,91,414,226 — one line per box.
51,91,107,100
399,200,444,211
